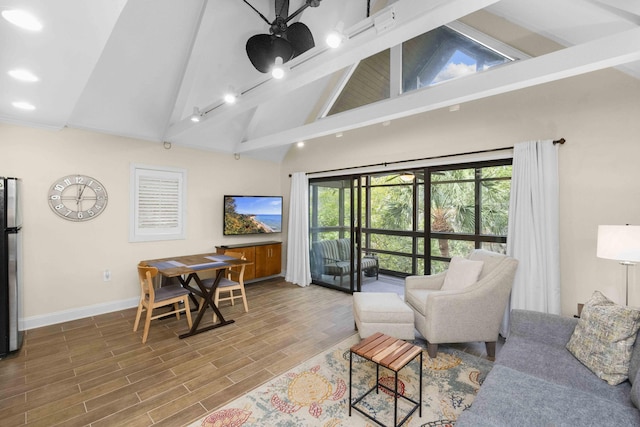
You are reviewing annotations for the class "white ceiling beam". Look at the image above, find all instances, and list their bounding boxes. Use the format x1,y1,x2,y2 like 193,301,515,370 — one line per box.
589,0,640,18
237,27,640,153
164,0,500,140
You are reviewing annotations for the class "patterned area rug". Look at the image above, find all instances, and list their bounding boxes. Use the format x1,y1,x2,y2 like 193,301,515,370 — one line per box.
188,334,493,427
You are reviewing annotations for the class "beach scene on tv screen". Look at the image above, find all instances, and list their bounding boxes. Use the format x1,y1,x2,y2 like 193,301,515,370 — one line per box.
224,196,282,235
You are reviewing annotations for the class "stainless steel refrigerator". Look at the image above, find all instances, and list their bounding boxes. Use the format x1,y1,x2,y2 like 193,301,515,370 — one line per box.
0,177,23,357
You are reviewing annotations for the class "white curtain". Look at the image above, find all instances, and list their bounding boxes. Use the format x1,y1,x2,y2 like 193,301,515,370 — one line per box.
285,172,312,287
502,140,561,334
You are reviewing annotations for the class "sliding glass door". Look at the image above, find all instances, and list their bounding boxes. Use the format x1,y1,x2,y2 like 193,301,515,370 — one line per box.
309,176,363,292
309,159,512,292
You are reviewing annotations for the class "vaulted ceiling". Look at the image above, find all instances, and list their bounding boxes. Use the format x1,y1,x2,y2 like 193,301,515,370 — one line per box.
2,0,639,162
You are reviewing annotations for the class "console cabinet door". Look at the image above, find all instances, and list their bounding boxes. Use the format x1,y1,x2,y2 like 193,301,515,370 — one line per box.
217,243,280,280
255,243,281,278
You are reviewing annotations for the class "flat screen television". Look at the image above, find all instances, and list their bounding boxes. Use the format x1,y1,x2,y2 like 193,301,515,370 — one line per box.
223,195,283,235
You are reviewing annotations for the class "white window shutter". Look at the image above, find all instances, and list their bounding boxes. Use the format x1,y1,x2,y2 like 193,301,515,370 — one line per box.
130,164,186,242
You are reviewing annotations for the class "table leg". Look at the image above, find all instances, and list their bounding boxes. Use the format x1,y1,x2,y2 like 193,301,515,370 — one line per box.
178,271,234,339
349,350,353,416
419,351,422,417
394,370,398,427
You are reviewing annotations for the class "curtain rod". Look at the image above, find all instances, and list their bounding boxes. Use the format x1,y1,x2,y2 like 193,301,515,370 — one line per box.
289,138,566,177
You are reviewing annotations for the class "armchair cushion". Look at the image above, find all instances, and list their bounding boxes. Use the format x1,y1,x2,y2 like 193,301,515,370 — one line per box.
441,256,484,291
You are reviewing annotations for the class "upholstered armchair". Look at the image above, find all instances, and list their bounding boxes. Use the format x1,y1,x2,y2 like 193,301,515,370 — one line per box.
404,249,518,358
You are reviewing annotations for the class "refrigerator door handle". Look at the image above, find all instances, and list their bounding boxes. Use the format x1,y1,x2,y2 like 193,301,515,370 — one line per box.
6,178,21,229
7,231,22,351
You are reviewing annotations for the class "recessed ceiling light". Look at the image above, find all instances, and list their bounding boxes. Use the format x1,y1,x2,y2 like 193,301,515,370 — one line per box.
2,10,43,31
8,69,39,82
12,101,36,111
297,141,305,148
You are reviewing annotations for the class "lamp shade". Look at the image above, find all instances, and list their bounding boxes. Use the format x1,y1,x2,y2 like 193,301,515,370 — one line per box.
597,225,640,262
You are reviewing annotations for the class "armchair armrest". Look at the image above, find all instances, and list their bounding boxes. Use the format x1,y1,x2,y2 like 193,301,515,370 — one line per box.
423,284,503,342
405,272,446,291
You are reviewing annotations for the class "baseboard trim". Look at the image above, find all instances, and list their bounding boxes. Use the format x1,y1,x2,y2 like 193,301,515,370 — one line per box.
21,297,140,331
20,273,287,331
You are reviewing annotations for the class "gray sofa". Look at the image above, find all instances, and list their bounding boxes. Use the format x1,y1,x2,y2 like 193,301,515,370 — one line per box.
457,309,640,426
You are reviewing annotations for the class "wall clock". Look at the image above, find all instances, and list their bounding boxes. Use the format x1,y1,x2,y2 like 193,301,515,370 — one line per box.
48,174,108,221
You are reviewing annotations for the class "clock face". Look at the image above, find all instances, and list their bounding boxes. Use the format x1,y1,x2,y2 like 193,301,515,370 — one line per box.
48,174,108,221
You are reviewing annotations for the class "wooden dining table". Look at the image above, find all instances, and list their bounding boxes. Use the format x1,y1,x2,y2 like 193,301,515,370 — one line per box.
140,252,253,339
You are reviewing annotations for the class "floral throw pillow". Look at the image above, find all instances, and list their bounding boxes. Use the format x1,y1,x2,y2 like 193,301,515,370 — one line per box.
566,291,640,385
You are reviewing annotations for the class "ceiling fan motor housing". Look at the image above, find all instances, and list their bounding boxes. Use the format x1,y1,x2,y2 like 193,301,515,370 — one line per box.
245,0,320,73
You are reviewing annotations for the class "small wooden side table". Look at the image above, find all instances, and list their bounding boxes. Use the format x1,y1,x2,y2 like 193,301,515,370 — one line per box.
349,332,423,427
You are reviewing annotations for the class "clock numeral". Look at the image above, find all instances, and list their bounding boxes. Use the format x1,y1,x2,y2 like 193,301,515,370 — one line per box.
77,212,84,219
64,210,72,217
54,203,64,210
55,184,65,191
95,204,103,210
87,210,95,216
75,176,84,184
50,195,60,200
63,178,72,186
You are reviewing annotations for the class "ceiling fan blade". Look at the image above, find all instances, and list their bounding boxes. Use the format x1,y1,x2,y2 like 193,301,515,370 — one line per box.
286,22,315,57
246,34,294,73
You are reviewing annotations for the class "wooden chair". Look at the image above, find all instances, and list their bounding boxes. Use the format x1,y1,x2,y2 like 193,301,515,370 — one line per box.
134,263,193,343
199,251,249,323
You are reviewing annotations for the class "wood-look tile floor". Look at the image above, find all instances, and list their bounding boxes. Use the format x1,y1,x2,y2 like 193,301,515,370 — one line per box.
0,278,497,426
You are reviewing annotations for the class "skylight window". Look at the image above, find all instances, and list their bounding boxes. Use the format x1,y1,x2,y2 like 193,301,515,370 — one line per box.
403,26,512,92
323,21,527,118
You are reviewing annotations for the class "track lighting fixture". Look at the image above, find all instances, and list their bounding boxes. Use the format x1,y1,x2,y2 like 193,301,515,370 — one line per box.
326,22,345,49
223,87,238,104
190,106,202,122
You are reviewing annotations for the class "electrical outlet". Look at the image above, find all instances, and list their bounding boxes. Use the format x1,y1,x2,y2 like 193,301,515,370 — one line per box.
103,270,111,281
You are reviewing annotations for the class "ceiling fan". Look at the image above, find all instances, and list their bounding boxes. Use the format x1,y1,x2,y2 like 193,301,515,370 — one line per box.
243,0,322,73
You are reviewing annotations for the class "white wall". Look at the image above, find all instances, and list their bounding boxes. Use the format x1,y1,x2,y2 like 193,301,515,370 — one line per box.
0,124,282,328
282,68,640,316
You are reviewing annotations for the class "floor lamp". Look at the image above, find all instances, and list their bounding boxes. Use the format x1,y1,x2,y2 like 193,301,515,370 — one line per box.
597,225,640,306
